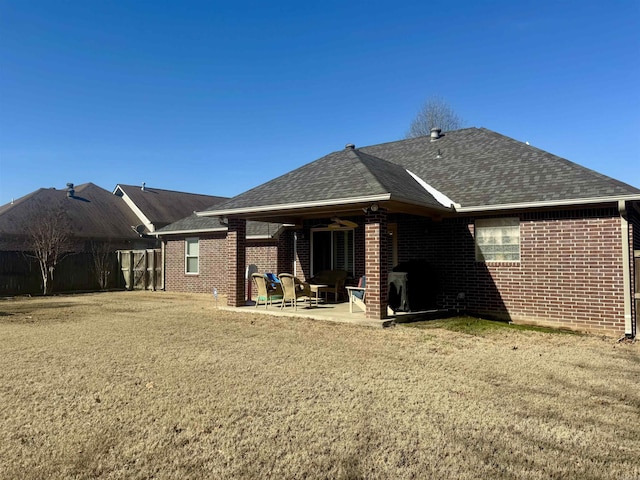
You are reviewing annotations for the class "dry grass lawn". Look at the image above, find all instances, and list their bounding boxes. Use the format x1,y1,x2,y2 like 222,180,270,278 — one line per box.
0,291,638,479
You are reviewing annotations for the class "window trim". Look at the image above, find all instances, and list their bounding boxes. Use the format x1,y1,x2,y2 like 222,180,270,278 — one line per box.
475,217,520,263
185,237,199,274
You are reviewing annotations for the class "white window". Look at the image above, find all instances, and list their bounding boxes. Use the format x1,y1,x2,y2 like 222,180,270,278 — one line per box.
185,238,199,274
475,218,520,262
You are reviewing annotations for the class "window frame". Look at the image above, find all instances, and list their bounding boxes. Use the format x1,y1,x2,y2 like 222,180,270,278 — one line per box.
185,237,199,274
475,217,521,262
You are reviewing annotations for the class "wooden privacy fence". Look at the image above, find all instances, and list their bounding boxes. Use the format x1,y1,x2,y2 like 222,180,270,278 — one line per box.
118,249,162,291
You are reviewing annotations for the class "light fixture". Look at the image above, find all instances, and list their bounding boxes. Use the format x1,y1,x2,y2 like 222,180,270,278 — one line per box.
370,203,379,212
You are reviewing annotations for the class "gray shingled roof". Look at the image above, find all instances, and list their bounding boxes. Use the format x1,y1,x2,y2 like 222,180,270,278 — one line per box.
115,184,228,228
361,128,639,207
202,127,639,214
202,146,444,213
155,213,281,238
0,183,143,240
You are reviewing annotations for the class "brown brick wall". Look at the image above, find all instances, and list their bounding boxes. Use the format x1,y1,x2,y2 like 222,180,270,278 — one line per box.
399,208,628,334
164,232,279,299
164,233,228,296
247,241,278,275
162,207,634,334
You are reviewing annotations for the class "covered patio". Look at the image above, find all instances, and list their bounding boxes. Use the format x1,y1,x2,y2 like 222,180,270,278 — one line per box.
216,294,452,328
197,144,456,321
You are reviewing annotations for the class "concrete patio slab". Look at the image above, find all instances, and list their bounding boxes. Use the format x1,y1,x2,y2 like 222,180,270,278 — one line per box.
216,296,453,329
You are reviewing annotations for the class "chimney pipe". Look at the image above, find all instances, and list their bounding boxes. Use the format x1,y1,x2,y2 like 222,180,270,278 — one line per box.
430,128,442,141
141,182,146,191
66,183,75,198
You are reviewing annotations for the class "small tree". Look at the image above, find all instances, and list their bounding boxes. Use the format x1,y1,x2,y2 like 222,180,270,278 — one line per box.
25,207,73,295
91,241,114,290
406,96,464,138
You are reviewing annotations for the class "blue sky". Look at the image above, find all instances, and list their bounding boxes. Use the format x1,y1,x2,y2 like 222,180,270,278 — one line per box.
1,0,639,205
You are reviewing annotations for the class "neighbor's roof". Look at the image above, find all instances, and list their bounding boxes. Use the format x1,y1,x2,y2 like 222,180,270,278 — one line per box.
200,127,640,216
0,183,143,239
114,184,228,229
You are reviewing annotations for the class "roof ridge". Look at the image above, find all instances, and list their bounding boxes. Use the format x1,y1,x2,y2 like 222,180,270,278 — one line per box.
351,149,445,208
351,150,403,189
0,188,50,213
116,184,227,198
347,149,389,193
359,127,479,151
74,182,106,192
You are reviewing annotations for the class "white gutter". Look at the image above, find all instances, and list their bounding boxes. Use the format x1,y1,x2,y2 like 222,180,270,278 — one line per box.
160,240,166,290
247,235,276,240
153,227,227,237
619,200,633,337
152,228,276,240
456,194,640,213
196,194,392,217
406,169,460,209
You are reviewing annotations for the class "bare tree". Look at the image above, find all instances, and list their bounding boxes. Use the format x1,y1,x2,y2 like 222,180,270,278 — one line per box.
91,241,114,290
406,96,464,138
25,207,73,295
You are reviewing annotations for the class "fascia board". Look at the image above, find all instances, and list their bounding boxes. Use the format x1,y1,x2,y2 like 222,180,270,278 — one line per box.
153,227,227,237
196,194,392,217
455,194,640,213
118,191,154,231
153,229,280,240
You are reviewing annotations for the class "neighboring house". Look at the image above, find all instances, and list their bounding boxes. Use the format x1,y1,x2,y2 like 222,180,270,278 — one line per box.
0,182,231,295
0,183,153,294
183,127,639,336
113,183,228,233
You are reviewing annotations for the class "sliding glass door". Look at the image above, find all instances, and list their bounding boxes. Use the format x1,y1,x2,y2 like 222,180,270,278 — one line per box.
311,229,354,276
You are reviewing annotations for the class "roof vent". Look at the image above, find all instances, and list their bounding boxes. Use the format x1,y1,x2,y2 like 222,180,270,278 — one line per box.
66,183,75,198
141,182,146,191
345,143,355,150
430,128,442,141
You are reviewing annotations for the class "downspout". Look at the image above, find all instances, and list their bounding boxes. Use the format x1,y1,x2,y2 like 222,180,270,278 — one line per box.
293,231,298,277
619,200,633,338
161,239,166,291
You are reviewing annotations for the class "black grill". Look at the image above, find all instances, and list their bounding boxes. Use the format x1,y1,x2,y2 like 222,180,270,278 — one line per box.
387,260,439,313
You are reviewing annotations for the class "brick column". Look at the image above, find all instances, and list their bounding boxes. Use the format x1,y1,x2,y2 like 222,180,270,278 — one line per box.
227,218,246,307
365,209,388,319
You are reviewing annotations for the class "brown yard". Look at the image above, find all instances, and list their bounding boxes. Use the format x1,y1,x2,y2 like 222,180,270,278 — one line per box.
0,291,638,479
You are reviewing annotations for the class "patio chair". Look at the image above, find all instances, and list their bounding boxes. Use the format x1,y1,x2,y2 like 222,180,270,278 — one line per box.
345,276,366,313
278,273,312,310
252,273,283,308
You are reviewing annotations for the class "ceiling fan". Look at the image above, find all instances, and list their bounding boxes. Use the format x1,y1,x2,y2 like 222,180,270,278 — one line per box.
328,217,358,229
